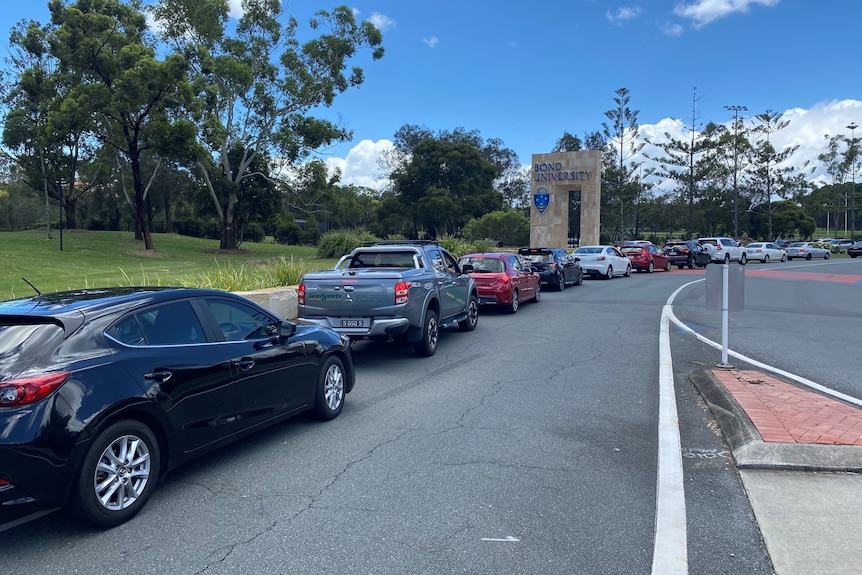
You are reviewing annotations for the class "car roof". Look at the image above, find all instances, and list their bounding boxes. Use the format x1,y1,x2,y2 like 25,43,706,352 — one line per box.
460,252,513,259
0,287,234,320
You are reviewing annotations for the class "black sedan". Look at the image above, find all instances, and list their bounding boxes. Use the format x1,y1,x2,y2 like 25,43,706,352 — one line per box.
662,239,710,269
517,247,583,290
848,241,862,258
0,287,354,529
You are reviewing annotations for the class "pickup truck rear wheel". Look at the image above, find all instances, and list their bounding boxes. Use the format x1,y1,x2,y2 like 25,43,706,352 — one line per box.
415,309,439,356
459,295,479,331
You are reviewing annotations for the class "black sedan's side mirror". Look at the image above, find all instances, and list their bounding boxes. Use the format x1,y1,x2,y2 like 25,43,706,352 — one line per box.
279,320,297,340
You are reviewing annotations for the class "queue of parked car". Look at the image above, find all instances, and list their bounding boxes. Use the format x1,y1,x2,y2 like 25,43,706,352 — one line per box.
3,233,857,532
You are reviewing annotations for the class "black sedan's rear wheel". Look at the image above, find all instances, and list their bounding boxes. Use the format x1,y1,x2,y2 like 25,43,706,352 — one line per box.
70,420,160,528
312,356,345,420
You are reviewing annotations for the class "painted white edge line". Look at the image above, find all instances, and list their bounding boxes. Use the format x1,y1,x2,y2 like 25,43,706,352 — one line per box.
666,279,862,408
651,281,694,575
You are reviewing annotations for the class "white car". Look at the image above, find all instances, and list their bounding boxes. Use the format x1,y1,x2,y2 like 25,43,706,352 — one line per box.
785,242,830,260
744,242,787,263
571,245,632,279
698,236,747,264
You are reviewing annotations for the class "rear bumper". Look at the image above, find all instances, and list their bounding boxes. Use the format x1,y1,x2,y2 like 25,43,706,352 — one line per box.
299,316,410,337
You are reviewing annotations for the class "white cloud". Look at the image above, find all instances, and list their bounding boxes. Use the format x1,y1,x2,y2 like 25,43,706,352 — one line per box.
673,0,780,29
637,99,862,191
227,0,243,20
423,36,439,48
606,6,643,25
325,139,394,191
368,12,396,31
661,21,684,36
322,101,861,196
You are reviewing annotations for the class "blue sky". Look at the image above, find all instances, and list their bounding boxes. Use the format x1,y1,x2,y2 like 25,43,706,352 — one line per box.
2,0,860,190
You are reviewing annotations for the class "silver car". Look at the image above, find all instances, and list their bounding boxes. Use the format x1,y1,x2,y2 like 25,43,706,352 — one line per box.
785,242,830,260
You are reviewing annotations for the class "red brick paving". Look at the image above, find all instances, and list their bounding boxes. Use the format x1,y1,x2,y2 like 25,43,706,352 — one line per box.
711,370,862,445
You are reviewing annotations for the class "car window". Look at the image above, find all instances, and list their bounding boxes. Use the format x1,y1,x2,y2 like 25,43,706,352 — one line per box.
203,298,279,342
0,322,64,360
111,301,205,346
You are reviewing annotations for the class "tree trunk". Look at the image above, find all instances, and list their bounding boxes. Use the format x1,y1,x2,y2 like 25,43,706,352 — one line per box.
130,150,154,249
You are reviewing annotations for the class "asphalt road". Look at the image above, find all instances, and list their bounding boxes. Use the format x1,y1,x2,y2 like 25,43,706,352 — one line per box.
4,257,859,574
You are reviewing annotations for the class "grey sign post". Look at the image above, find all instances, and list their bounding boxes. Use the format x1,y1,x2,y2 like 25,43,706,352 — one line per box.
705,263,745,367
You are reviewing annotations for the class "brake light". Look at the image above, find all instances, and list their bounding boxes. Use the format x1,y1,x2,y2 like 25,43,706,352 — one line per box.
395,282,411,305
716,244,723,250
0,372,71,407
297,283,306,305
596,256,607,261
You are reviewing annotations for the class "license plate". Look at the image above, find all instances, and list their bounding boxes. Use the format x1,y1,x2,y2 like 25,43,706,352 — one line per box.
339,319,368,328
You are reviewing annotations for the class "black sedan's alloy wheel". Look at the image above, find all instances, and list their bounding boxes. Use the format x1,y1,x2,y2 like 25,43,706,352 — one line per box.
313,356,345,420
70,420,161,528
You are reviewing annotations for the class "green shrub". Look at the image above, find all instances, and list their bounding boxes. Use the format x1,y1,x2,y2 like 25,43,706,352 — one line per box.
275,220,302,244
244,221,266,243
316,229,379,258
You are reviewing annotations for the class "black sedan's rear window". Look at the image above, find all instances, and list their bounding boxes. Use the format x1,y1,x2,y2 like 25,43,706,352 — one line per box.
0,321,65,361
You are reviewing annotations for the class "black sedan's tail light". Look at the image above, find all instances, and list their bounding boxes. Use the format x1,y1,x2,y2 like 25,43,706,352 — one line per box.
0,372,71,407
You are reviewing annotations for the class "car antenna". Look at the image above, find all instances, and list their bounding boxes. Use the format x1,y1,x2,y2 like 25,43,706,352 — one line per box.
21,277,42,296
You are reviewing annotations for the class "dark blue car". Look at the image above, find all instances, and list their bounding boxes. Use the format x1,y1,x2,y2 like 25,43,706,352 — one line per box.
518,247,583,291
0,287,354,529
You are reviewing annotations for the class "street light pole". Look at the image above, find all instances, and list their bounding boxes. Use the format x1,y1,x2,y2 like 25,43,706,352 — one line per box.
57,179,66,252
725,105,747,239
849,122,858,240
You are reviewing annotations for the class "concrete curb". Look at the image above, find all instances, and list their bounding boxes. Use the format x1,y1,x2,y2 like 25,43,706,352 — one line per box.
688,369,862,472
236,287,298,320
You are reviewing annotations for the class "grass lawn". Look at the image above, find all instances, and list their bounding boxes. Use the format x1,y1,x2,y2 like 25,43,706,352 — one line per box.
0,229,338,300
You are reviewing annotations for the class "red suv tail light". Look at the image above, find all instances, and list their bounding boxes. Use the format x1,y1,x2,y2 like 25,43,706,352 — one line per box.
297,283,306,305
0,372,71,407
395,282,411,305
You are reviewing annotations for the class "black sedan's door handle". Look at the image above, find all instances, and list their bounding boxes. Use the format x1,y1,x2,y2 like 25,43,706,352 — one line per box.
144,369,173,383
232,358,255,372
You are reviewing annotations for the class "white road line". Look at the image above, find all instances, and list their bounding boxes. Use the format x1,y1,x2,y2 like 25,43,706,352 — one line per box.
652,282,693,575
653,273,862,574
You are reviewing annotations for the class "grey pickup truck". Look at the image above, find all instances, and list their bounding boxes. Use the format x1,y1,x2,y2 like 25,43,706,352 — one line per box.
297,241,479,356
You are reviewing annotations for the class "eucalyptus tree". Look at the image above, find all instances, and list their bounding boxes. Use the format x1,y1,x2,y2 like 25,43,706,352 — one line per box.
818,134,849,234
389,138,503,238
601,87,644,241
152,0,384,250
552,131,583,152
746,110,812,240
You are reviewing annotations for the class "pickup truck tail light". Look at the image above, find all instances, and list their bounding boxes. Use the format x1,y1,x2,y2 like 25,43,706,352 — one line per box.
395,282,411,305
297,283,306,305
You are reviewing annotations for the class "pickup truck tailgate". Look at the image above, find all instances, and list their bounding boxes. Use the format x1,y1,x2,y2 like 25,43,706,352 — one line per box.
300,271,404,316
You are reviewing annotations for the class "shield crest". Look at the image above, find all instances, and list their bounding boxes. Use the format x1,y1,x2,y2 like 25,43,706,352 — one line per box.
533,188,550,214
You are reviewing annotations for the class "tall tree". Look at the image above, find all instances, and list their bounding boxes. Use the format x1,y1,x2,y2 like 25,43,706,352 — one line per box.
646,87,715,237
746,110,812,240
389,139,503,237
40,0,197,250
602,88,644,241
152,1,384,250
